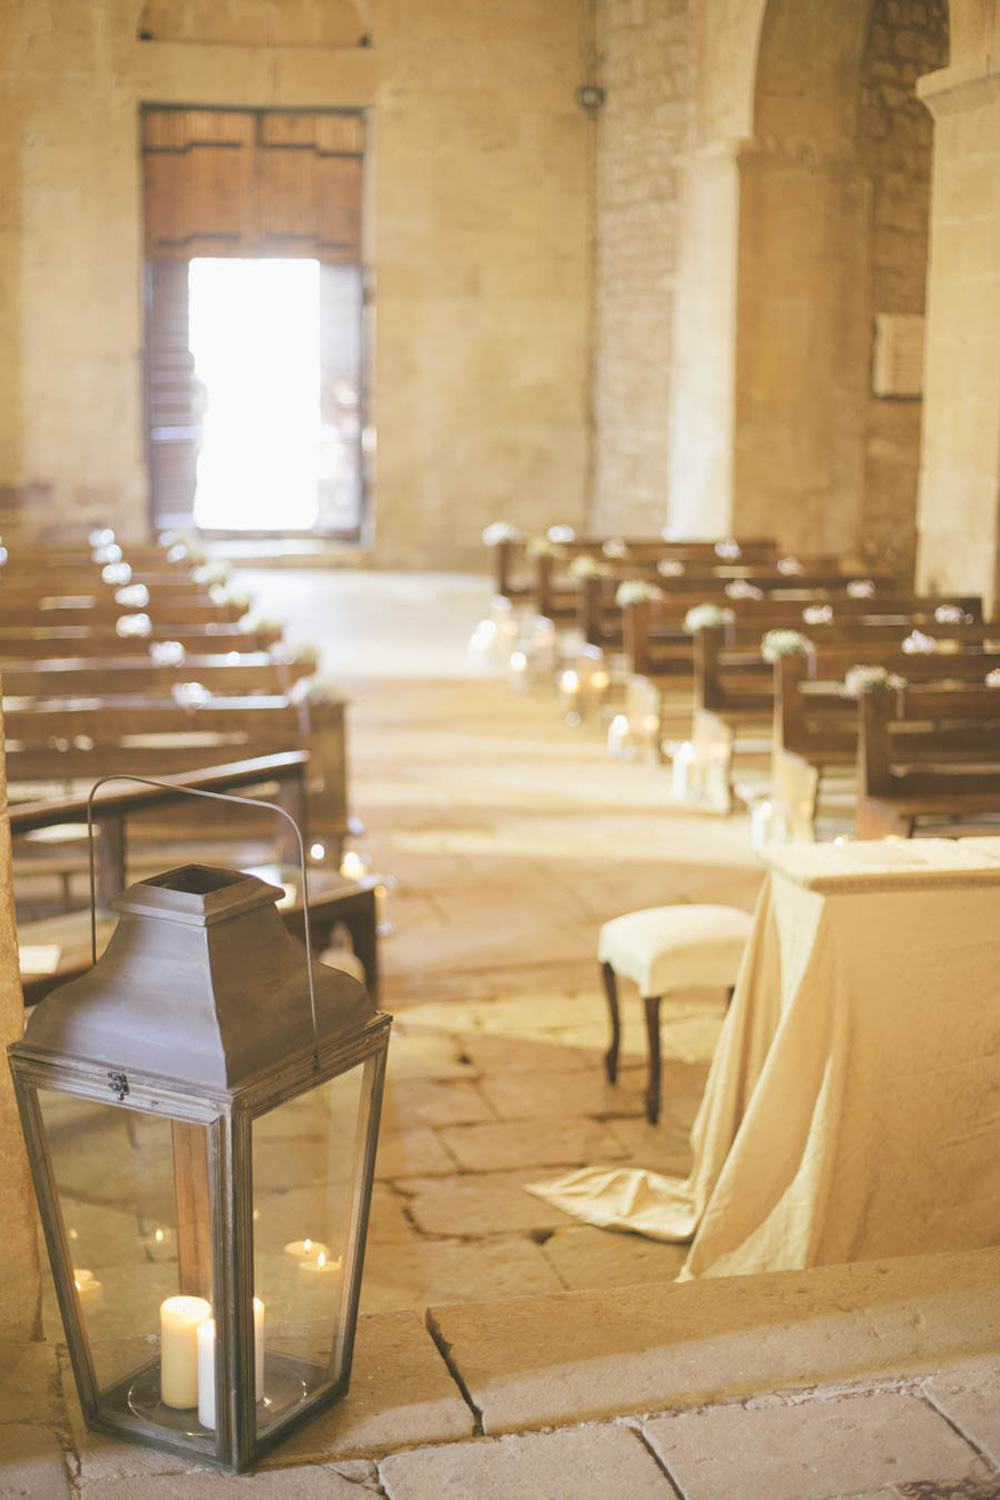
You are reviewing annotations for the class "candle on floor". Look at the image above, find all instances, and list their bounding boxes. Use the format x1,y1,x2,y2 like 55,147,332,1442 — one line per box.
160,1295,211,1409
298,1250,342,1278
196,1299,265,1429
72,1269,103,1305
283,1237,330,1265
340,852,364,881
607,714,630,760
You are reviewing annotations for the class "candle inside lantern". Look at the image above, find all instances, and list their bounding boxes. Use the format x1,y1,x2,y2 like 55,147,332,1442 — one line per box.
607,714,630,760
196,1299,265,1429
340,852,363,881
160,1295,211,1409
507,650,530,692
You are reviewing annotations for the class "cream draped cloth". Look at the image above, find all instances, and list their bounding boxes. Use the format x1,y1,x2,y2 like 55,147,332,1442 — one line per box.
528,840,1000,1280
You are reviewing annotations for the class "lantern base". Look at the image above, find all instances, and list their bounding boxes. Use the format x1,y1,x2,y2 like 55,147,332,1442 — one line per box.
120,1351,320,1438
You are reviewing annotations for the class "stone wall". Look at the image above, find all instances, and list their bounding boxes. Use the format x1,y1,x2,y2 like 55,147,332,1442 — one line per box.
857,0,948,570
0,0,593,569
590,0,695,537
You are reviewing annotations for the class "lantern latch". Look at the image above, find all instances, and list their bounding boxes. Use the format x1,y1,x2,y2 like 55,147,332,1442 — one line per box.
107,1071,129,1102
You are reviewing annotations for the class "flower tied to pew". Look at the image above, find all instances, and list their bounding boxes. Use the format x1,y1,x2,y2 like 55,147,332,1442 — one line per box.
193,562,232,588
714,539,742,561
171,681,212,710
902,629,938,654
210,583,251,611
683,602,734,632
761,628,812,663
987,669,1000,688
568,555,613,581
116,612,151,638
777,556,805,576
842,665,907,698
481,521,522,547
846,578,877,598
618,580,666,608
102,562,132,586
601,538,630,559
289,678,344,706
657,559,686,579
802,604,833,625
238,613,282,634
525,536,558,559
150,640,186,667
934,603,973,624
725,579,763,600
547,525,576,544
115,583,150,609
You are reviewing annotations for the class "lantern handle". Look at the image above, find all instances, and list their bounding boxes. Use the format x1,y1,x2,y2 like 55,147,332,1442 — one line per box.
85,774,323,1068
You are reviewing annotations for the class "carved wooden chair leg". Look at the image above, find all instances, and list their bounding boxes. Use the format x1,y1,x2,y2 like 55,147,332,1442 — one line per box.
643,993,663,1125
601,961,621,1084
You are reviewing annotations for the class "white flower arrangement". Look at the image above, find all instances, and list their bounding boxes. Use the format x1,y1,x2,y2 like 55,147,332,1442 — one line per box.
114,583,150,610
846,578,876,599
802,604,833,625
725,579,763,600
171,681,212,710
210,583,252,611
761,628,812,662
683,602,734,633
481,521,522,547
193,562,232,587
617,580,665,608
843,665,907,698
934,604,969,624
987,669,1000,688
115,612,151,638
902,630,938,654
526,536,557,558
88,528,115,548
101,562,132,586
547,524,576,543
601,538,630,559
165,542,189,565
149,640,186,667
290,678,344,706
291,644,321,673
92,543,123,566
568,554,612,580
238,613,282,635
715,539,742,561
657,559,686,579
777,556,805,576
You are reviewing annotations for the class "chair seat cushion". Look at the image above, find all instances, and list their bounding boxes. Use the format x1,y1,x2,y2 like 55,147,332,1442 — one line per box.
598,904,753,996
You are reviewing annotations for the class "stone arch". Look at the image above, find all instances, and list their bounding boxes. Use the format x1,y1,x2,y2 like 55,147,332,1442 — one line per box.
731,0,948,564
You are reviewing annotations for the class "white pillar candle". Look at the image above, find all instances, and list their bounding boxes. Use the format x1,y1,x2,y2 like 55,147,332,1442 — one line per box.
197,1317,216,1429
195,1299,264,1431
160,1295,211,1409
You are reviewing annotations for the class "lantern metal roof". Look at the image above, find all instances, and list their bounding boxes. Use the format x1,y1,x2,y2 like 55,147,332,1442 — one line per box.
21,864,376,1091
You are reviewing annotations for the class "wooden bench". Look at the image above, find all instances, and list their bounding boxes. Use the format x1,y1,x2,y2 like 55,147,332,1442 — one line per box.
3,690,348,838
10,751,379,1004
772,646,1000,837
0,649,313,699
0,620,284,656
856,682,1000,839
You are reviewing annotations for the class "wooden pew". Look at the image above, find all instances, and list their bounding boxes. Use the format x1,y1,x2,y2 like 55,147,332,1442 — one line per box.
11,751,379,1004
0,650,313,699
3,690,347,838
0,621,283,656
856,682,1000,839
773,646,1000,828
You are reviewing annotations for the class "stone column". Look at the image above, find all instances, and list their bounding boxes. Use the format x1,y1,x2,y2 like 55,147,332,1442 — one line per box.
916,60,1000,613
666,139,743,539
0,701,42,1339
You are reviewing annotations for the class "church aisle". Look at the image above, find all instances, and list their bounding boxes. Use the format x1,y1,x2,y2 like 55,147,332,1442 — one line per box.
237,570,764,1309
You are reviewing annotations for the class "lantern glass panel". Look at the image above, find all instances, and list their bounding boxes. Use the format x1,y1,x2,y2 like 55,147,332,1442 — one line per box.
251,1063,368,1440
37,1087,221,1457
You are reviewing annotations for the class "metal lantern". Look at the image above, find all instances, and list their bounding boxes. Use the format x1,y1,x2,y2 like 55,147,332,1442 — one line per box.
9,862,391,1473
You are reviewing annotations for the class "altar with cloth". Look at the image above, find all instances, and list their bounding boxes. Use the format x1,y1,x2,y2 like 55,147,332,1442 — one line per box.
528,839,1000,1279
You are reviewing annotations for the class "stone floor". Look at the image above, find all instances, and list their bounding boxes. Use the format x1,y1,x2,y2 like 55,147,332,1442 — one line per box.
8,570,1000,1497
